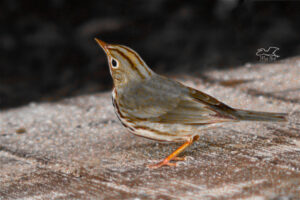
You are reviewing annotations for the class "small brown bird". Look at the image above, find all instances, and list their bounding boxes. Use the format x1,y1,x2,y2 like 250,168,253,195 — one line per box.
95,38,287,168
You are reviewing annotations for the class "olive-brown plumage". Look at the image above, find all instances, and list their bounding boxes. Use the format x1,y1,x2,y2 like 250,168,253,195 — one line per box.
95,38,287,168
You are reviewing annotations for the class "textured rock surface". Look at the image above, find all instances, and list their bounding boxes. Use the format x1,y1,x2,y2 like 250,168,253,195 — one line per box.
1,57,300,199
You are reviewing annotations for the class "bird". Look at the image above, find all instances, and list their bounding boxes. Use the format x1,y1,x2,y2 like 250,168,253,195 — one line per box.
95,38,287,169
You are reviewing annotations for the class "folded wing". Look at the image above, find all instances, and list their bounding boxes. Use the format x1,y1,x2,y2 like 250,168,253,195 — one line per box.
148,88,238,124
119,75,239,124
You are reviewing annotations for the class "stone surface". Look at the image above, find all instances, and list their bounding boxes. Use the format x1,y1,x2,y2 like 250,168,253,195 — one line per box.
1,57,300,199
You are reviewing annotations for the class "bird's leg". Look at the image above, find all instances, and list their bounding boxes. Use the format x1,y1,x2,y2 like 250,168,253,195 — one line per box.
148,135,198,169
148,141,192,168
171,136,199,161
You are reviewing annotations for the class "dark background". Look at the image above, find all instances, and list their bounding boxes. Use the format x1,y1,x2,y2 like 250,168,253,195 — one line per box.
0,0,299,109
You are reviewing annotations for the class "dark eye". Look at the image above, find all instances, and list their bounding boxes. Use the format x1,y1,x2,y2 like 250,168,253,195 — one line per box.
111,58,118,68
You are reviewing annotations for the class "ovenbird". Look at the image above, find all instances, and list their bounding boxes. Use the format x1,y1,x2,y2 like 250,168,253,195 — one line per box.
95,38,287,169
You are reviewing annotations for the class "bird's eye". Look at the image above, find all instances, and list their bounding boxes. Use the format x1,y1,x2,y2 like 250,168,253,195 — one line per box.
111,58,118,68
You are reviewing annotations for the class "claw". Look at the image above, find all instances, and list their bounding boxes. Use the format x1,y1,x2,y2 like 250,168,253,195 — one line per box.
148,156,186,168
147,160,177,169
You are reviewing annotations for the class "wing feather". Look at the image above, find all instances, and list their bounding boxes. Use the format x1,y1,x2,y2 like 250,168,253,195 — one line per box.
148,95,236,124
118,75,238,124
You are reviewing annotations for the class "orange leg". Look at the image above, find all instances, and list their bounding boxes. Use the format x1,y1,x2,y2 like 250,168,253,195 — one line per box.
148,136,199,169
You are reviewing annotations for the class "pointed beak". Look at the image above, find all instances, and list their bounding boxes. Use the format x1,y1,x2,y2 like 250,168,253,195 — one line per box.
95,38,110,56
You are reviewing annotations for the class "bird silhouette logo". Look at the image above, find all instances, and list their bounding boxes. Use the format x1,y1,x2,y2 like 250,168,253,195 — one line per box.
256,47,280,62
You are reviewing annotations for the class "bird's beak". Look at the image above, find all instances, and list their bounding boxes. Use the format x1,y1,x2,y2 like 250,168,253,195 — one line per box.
95,38,110,56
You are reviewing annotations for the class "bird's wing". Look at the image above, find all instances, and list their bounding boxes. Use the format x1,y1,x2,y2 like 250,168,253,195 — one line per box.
147,87,238,124
119,75,238,124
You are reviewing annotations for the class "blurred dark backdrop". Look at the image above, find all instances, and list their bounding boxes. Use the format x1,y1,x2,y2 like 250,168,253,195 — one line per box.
0,0,299,109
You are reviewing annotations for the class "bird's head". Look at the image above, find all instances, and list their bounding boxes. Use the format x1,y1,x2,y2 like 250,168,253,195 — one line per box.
95,38,153,87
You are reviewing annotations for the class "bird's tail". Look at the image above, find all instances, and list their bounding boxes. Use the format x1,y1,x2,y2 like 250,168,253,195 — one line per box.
235,109,288,122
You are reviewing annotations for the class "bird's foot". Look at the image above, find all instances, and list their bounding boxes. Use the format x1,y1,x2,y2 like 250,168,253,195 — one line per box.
148,138,196,169
147,159,177,169
147,156,186,169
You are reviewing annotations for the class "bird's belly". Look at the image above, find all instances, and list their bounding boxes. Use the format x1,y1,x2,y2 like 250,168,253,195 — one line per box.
133,121,196,142
112,100,191,142
114,107,212,142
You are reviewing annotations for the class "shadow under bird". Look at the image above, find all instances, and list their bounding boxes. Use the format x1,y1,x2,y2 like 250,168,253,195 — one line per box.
95,38,287,169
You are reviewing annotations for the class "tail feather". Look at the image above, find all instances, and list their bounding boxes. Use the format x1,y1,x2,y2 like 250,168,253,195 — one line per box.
235,109,288,122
